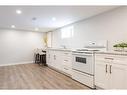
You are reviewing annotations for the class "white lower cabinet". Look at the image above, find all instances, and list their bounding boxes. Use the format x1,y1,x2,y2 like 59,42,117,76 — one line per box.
109,64,127,89
72,69,94,87
95,54,127,89
46,49,72,76
47,50,62,70
95,61,109,89
61,65,72,75
46,50,53,66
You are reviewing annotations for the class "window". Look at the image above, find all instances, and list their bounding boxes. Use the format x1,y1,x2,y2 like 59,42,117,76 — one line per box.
61,26,73,39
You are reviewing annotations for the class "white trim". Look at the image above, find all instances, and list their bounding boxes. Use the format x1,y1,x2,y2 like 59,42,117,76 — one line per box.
0,61,34,67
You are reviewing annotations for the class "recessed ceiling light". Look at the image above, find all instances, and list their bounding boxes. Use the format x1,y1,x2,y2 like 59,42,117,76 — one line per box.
35,28,39,31
52,17,56,21
11,25,16,28
16,10,22,14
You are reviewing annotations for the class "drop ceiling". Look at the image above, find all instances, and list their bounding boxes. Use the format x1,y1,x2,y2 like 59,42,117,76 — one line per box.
0,6,118,32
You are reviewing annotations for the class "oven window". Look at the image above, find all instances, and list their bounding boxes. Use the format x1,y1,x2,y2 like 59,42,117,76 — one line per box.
76,57,86,64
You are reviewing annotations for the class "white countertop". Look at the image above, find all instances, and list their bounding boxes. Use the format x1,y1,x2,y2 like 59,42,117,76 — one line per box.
46,47,74,52
46,47,127,56
95,50,127,56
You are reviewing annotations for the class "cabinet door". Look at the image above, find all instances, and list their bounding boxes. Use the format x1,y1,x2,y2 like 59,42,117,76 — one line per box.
54,51,62,69
62,65,72,75
95,61,109,89
109,64,127,89
46,50,52,66
51,50,57,67
50,51,62,70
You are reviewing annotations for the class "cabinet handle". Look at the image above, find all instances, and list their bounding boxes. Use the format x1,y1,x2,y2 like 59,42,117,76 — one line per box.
64,60,68,62
105,57,114,60
64,53,68,54
54,55,56,60
106,64,108,73
64,68,68,70
110,65,112,74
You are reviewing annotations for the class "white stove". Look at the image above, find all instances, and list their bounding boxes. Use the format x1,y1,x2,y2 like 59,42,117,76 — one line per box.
72,45,107,88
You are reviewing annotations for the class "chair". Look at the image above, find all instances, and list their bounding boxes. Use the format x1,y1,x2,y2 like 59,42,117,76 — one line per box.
35,53,40,63
39,50,47,66
34,48,47,66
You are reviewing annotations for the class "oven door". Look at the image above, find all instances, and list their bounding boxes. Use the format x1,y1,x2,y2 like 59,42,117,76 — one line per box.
72,53,94,75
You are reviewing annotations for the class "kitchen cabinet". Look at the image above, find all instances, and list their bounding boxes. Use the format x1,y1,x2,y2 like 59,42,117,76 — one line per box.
95,54,127,89
46,49,72,76
61,65,72,75
61,51,72,67
46,50,52,66
61,51,72,75
51,50,61,69
109,63,127,89
46,50,61,70
95,61,109,89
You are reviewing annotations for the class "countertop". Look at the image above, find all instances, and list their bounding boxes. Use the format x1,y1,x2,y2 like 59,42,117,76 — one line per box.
46,47,74,52
46,47,127,56
95,50,127,56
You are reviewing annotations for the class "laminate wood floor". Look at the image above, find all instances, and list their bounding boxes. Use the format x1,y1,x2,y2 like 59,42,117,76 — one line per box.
0,63,90,89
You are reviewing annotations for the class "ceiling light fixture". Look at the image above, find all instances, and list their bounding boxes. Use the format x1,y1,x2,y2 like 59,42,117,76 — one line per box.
52,17,56,21
16,10,22,14
35,28,39,31
11,25,16,28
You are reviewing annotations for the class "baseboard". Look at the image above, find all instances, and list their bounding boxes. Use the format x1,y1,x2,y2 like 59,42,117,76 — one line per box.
0,61,34,67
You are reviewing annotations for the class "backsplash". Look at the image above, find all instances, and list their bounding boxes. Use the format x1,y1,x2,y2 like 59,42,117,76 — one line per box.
48,7,127,51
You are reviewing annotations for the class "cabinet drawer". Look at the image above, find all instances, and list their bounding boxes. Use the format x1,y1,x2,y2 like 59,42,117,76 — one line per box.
61,51,72,67
95,54,113,63
63,52,71,55
63,59,72,67
62,52,72,58
95,54,127,66
72,69,94,88
62,65,72,75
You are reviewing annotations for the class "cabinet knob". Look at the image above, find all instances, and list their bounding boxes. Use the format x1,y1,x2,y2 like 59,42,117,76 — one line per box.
105,57,114,60
110,65,112,74
106,64,108,73
64,60,68,62
64,53,69,54
54,55,56,60
64,68,68,70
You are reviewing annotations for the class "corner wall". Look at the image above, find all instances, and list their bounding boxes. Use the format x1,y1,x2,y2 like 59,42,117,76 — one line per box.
0,29,45,65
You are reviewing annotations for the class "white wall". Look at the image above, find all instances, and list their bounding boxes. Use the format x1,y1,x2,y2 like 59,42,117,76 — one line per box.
0,29,45,65
51,7,127,50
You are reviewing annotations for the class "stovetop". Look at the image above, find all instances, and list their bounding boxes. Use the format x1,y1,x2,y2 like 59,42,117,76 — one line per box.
76,49,100,51
72,48,102,54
